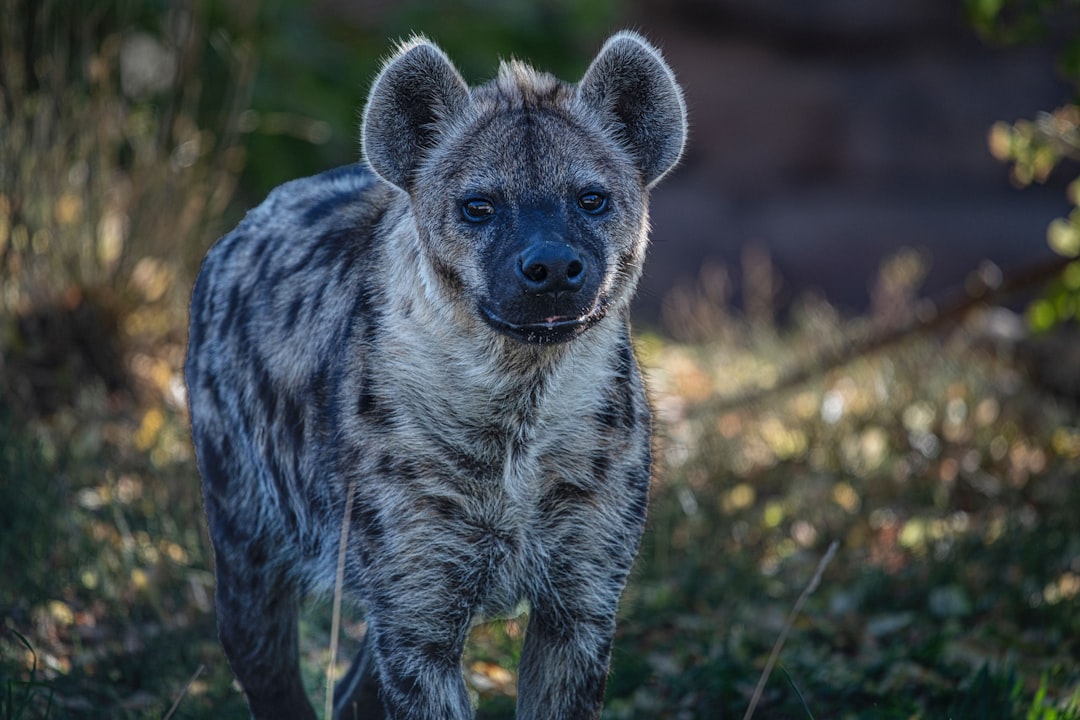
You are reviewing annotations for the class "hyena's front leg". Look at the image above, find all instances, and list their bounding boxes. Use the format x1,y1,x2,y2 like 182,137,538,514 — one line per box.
515,589,621,720
354,517,501,720
361,596,474,719
517,503,647,720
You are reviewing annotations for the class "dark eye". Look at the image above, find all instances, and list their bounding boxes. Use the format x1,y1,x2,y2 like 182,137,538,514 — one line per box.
461,198,495,222
578,192,608,214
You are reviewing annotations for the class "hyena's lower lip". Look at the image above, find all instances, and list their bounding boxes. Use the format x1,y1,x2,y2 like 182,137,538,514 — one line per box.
479,305,606,344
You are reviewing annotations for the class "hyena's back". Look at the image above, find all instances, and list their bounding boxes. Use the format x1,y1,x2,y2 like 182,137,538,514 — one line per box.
187,165,390,573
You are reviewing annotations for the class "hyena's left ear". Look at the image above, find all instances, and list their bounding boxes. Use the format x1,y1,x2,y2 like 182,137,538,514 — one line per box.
362,36,471,191
576,31,687,188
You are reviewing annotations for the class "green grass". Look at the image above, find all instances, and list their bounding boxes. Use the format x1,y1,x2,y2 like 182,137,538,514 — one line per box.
2,629,55,720
4,301,1079,719
599,312,1080,719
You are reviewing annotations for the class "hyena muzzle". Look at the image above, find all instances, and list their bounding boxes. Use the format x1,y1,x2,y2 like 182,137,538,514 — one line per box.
185,31,686,720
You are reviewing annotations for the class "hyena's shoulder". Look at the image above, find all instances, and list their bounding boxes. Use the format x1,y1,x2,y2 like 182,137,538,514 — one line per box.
197,163,391,293
188,164,395,390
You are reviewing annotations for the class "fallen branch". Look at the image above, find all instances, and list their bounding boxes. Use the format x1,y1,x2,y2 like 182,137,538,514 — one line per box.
702,254,1072,413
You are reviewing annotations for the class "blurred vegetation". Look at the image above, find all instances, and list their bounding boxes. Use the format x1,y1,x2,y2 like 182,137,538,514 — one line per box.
2,1,1080,719
967,0,1080,332
610,267,1080,717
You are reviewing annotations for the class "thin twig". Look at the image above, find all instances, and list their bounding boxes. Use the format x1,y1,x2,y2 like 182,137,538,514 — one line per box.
325,480,357,720
163,664,205,720
743,540,839,720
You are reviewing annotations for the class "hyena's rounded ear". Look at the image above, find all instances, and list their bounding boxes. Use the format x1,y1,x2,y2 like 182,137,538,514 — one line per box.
361,36,471,191
576,31,687,188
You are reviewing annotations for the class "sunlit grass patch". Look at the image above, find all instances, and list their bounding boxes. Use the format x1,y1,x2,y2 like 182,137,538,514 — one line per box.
606,302,1080,719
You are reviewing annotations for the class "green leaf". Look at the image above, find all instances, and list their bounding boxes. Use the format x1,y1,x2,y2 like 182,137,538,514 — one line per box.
1048,218,1080,257
1067,261,1080,291
1028,298,1057,332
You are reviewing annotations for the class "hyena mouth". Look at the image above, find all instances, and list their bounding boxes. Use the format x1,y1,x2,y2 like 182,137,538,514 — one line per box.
479,304,607,344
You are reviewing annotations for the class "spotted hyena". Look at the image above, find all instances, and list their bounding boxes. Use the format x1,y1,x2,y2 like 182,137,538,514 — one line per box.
185,31,686,720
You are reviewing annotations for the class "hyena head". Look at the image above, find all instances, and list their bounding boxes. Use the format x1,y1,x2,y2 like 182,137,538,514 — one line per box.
362,32,686,344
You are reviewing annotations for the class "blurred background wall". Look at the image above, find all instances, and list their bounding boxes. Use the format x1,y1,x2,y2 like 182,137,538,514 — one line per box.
629,0,1073,321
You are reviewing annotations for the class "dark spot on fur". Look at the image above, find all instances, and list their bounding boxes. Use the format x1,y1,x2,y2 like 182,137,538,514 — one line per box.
285,296,303,331
337,247,359,285
508,437,527,467
466,422,504,450
595,343,638,430
373,451,425,485
206,503,246,552
309,287,326,320
362,312,379,346
234,296,254,343
353,502,385,550
357,368,377,418
220,285,242,338
246,539,269,567
432,433,497,480
301,191,354,226
388,671,424,708
265,450,300,535
421,640,457,667
595,399,621,429
354,367,393,427
274,227,351,286
201,374,229,425
430,254,465,293
252,235,278,283
443,528,511,607
540,482,597,514
397,458,423,484
255,366,277,421
342,267,376,331
627,460,651,520
591,452,611,481
424,495,463,521
282,393,305,449
196,431,228,494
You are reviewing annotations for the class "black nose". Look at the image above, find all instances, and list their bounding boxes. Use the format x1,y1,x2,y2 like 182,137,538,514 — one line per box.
517,241,586,294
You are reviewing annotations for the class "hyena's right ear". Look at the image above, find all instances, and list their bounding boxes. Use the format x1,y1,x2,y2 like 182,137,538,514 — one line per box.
576,31,687,188
361,36,471,191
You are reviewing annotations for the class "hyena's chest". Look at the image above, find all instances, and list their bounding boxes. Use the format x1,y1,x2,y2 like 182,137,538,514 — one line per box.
346,413,607,617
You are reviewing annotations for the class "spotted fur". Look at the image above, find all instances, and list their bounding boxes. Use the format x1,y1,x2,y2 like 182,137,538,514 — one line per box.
186,31,685,719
